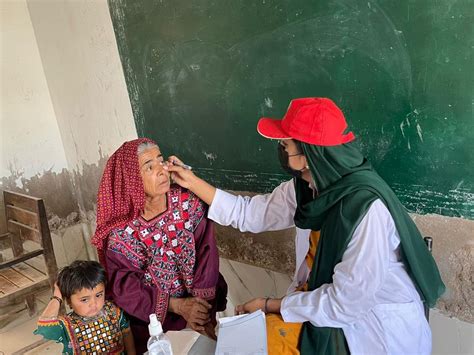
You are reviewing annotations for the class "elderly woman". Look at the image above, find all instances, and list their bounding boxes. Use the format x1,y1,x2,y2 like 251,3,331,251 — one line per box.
91,138,227,353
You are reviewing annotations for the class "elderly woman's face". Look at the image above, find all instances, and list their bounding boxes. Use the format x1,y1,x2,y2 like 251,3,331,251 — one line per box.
139,146,170,198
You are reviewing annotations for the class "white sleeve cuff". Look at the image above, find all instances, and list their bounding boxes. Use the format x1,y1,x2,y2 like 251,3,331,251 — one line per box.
280,291,307,323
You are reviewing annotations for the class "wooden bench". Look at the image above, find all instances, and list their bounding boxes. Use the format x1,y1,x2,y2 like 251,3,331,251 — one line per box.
0,190,58,322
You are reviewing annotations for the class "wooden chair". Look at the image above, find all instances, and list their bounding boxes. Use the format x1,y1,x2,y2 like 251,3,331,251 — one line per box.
0,190,58,321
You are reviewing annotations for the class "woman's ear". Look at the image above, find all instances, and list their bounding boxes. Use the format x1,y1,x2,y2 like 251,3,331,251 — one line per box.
301,155,309,170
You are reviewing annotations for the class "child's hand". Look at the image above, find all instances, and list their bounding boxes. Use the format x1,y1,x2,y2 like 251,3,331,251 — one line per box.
53,282,62,300
39,282,63,319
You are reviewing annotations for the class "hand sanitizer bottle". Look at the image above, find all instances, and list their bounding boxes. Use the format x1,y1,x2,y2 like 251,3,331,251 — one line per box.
147,314,173,355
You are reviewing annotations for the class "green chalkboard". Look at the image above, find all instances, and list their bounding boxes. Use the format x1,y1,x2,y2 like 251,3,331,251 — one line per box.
109,0,473,219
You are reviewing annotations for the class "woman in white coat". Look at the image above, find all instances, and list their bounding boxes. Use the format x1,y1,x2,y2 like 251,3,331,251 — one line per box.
167,97,445,355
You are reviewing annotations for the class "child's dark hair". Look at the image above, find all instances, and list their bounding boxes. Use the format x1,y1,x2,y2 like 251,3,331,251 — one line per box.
57,260,106,300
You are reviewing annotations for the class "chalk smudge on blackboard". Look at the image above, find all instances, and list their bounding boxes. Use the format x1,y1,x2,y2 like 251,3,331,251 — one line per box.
416,122,424,142
264,97,273,108
203,151,217,161
400,121,406,138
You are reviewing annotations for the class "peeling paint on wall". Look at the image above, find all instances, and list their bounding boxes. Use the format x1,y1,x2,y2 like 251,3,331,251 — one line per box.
0,169,77,233
71,155,108,213
215,223,295,275
0,155,108,234
438,245,473,322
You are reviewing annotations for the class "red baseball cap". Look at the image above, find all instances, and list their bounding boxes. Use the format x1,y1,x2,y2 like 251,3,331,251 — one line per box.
257,97,355,146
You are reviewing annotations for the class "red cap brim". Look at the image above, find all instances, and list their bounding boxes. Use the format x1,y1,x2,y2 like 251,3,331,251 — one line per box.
257,118,292,140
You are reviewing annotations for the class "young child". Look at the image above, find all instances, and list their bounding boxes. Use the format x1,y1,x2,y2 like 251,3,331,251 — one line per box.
34,260,135,354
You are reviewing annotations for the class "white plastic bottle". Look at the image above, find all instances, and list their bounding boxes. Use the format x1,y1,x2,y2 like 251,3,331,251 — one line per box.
147,314,173,355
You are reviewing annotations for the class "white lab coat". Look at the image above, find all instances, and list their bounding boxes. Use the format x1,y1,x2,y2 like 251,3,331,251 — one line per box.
208,180,431,354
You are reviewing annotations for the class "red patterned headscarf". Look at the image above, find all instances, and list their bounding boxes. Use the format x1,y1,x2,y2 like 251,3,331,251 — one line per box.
91,138,156,265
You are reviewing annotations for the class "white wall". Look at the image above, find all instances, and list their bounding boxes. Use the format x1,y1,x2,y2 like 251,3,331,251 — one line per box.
0,0,68,180
27,0,137,173
0,0,137,264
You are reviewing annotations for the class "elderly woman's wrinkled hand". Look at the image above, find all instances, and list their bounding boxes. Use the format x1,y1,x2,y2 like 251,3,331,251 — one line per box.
175,297,212,332
166,155,197,189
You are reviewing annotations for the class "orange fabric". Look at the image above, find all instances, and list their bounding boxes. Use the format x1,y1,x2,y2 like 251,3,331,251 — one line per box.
266,313,303,355
305,231,321,268
267,231,321,353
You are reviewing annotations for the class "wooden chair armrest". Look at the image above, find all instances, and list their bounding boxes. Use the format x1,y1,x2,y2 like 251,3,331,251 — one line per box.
0,249,44,269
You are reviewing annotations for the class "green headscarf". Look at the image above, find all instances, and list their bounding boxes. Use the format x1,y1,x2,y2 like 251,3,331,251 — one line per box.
295,142,445,355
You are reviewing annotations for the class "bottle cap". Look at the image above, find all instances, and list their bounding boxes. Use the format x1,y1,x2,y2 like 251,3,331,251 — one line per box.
148,313,163,336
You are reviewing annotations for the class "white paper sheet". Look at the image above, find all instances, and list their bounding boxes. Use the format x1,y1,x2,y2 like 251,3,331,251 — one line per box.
215,310,267,355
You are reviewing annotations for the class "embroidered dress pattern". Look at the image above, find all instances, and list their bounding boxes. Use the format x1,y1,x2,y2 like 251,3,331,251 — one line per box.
191,286,216,299
108,185,206,321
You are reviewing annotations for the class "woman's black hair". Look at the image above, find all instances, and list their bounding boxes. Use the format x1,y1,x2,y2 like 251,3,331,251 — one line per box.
57,260,106,300
277,140,304,178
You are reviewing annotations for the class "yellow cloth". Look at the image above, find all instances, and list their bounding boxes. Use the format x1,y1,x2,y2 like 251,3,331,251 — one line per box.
301,230,320,291
266,313,303,355
267,231,320,354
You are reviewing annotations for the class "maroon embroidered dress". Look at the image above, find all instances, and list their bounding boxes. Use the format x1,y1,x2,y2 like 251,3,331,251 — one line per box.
91,139,227,353
105,185,226,352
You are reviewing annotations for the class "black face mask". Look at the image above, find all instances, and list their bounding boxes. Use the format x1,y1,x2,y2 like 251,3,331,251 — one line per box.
277,143,304,179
